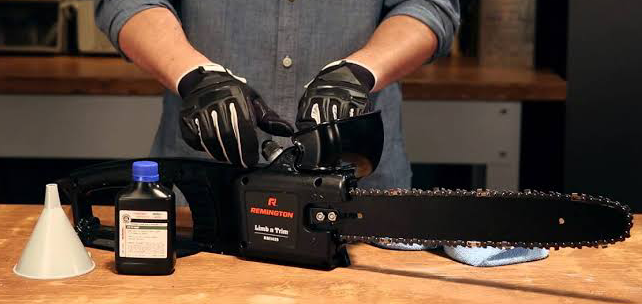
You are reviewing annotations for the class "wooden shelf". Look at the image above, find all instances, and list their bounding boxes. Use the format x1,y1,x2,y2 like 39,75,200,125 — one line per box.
0,56,160,95
403,57,566,101
0,56,566,101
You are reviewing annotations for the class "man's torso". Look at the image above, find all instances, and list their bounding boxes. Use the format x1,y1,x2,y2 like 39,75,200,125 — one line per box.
153,0,411,188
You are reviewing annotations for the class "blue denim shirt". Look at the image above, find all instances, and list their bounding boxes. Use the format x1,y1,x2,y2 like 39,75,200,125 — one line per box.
96,0,460,189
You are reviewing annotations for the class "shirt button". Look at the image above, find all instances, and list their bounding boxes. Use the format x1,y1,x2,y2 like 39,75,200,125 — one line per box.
282,56,293,68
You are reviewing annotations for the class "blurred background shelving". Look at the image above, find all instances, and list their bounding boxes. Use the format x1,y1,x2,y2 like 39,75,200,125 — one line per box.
4,0,618,209
0,55,566,100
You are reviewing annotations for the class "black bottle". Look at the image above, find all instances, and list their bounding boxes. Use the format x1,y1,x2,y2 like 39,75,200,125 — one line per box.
115,161,176,275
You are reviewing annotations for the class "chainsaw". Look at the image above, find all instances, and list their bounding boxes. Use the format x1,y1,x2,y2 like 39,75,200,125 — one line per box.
56,112,634,269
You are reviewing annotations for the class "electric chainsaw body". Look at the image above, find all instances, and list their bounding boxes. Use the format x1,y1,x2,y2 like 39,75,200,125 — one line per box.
57,112,634,270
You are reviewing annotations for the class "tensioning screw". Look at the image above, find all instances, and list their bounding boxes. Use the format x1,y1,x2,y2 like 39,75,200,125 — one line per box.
327,212,337,222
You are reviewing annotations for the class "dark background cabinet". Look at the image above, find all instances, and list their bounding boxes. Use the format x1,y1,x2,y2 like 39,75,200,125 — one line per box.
565,0,642,211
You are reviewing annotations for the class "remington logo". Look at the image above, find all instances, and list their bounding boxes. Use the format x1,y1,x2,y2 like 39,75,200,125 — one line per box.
267,197,278,207
250,207,294,218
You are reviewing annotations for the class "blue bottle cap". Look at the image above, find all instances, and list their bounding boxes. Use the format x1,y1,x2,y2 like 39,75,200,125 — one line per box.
132,161,159,182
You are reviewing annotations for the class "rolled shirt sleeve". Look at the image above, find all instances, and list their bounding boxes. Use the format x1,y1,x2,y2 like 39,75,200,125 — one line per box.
94,0,180,55
384,0,460,60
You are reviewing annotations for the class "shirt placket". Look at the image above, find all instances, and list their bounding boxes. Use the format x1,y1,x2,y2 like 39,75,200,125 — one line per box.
274,0,298,119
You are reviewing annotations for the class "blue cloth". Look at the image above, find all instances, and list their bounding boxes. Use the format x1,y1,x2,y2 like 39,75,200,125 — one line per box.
95,0,460,189
444,246,549,267
372,242,549,266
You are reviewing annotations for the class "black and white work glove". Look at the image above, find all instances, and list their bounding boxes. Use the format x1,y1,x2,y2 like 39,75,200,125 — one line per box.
296,60,376,131
178,64,294,167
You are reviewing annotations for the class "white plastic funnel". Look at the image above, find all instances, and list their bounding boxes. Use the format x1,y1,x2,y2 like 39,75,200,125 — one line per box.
13,184,95,279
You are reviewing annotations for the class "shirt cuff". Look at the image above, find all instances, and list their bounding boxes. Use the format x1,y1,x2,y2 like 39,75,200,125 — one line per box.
95,0,180,60
383,0,460,62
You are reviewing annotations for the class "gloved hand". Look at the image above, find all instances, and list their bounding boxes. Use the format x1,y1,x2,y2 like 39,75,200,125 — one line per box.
179,63,294,167
296,60,376,131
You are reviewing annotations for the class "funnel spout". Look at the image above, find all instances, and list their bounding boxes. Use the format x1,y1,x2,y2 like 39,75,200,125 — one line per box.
44,184,61,209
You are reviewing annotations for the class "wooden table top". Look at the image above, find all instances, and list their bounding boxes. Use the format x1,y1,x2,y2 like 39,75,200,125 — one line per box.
0,56,566,101
1,204,638,304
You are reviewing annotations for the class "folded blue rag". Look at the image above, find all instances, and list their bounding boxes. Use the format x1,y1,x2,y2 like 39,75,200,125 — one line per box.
443,246,549,267
371,242,549,266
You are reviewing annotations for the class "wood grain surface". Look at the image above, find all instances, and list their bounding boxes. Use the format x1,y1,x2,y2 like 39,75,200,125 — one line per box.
0,56,161,95
0,56,566,101
402,57,566,101
0,204,638,304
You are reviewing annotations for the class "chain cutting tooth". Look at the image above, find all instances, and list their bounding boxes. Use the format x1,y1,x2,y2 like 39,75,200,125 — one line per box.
467,241,481,248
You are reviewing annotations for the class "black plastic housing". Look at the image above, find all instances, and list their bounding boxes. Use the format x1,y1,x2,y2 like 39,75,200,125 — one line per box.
235,169,352,269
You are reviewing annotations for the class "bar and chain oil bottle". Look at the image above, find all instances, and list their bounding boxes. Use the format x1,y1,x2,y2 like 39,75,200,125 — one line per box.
115,161,176,275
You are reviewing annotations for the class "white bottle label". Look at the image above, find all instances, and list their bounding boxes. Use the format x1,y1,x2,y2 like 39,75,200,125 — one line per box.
119,210,168,258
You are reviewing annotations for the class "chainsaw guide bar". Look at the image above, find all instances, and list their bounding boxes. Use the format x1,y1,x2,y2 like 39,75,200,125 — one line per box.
338,188,633,250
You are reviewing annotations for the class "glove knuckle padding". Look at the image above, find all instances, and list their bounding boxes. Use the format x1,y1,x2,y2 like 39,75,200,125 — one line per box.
296,62,373,131
201,104,229,162
302,89,365,122
180,67,293,166
179,114,203,152
211,90,258,166
179,95,205,151
186,80,258,166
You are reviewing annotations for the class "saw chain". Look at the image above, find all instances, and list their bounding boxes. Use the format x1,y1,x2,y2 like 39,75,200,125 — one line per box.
339,188,633,250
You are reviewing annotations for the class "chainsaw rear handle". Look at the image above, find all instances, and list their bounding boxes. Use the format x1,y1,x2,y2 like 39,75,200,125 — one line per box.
57,149,358,268
56,158,251,255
